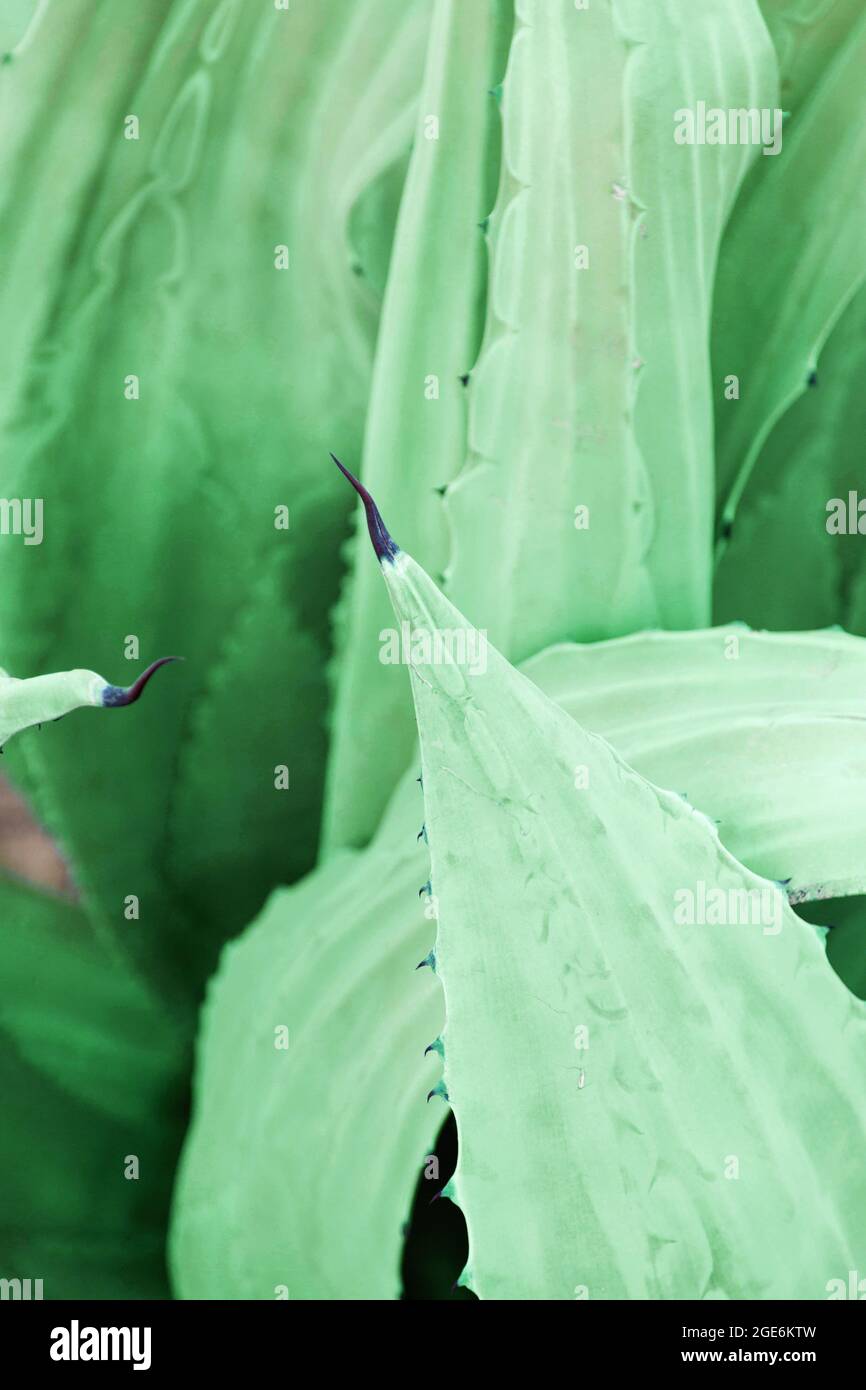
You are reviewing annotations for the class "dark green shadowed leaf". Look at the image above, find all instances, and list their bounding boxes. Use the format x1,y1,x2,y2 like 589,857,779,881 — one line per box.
714,284,866,633
0,0,431,993
0,874,188,1298
713,0,866,543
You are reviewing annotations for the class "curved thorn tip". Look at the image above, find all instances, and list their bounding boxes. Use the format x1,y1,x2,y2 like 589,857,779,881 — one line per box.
102,656,183,708
330,453,399,564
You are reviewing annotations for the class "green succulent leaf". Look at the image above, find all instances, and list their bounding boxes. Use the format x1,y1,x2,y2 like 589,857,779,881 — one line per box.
164,523,329,953
713,0,866,542
322,0,511,852
171,479,866,1299
374,532,866,1299
0,0,430,991
324,0,776,851
170,786,443,1301
714,283,866,634
7,0,866,1311
526,626,866,903
0,873,188,1298
0,657,177,753
759,0,864,110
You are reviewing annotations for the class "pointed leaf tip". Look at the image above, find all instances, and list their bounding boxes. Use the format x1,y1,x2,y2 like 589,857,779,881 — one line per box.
101,656,183,708
330,453,399,564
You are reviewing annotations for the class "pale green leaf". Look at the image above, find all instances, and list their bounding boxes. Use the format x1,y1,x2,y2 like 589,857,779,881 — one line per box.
170,800,443,1301
324,0,776,851
375,534,866,1299
322,0,510,852
527,626,866,903
0,658,175,753
171,593,866,1297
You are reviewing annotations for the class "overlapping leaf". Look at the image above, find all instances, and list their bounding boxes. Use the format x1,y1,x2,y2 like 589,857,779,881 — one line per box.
527,626,866,902
172,577,866,1298
0,0,431,1304
6,0,865,1310
0,0,430,992
322,0,511,852
170,771,443,1300
324,0,776,851
377,538,866,1299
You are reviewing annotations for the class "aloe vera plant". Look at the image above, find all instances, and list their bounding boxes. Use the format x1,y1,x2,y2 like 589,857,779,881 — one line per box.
4,0,866,1304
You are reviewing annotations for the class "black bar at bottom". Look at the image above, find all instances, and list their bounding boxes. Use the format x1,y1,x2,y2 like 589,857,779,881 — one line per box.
0,1298,859,1374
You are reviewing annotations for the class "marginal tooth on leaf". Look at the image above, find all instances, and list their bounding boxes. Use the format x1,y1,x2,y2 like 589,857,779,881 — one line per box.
426,1081,449,1104
100,656,182,707
418,879,432,898
416,950,436,972
330,453,400,564
424,1038,444,1057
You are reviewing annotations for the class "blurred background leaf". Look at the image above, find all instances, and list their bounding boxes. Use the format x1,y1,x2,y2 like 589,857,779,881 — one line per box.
0,0,430,1299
